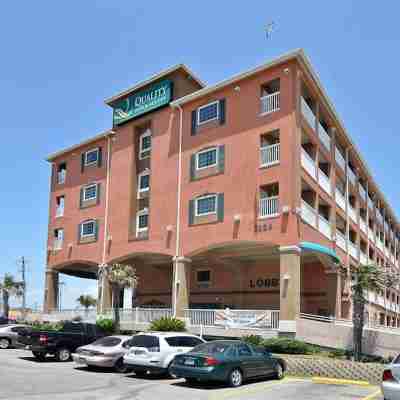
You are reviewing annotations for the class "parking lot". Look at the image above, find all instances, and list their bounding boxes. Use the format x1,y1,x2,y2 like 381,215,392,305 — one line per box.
0,349,383,400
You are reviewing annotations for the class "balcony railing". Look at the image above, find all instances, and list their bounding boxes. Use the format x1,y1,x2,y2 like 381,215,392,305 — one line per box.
360,218,367,235
377,211,383,224
377,240,384,252
335,147,346,171
336,230,347,251
318,122,331,151
301,200,317,228
57,170,66,184
368,227,375,242
348,168,356,186
360,251,368,265
259,196,279,218
319,215,332,239
301,148,317,180
260,143,280,167
348,204,358,224
335,189,346,211
348,241,358,260
318,169,331,195
260,92,280,115
359,184,367,201
53,239,63,250
56,207,64,218
368,196,374,210
301,97,316,129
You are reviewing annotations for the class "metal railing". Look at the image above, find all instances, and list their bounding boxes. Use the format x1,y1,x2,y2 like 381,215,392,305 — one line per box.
336,230,347,252
301,148,317,180
55,207,64,218
360,218,367,235
318,122,331,151
368,227,375,242
53,239,63,250
335,189,346,211
260,92,280,115
318,169,331,195
301,200,317,228
368,196,374,210
57,170,66,184
360,251,368,265
301,97,316,129
335,147,346,171
319,214,332,239
259,196,279,218
348,204,358,224
359,183,367,201
348,241,359,260
260,143,280,167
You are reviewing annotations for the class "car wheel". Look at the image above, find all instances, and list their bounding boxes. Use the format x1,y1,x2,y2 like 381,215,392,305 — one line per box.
134,370,148,378
32,351,46,361
228,368,243,387
167,362,177,379
0,338,10,349
114,358,129,373
274,363,284,380
56,348,71,362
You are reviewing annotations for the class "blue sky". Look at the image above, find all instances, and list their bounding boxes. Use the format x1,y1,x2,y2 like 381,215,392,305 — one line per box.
0,1,399,310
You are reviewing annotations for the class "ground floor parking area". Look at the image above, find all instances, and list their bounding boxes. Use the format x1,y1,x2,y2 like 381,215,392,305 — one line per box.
0,349,383,400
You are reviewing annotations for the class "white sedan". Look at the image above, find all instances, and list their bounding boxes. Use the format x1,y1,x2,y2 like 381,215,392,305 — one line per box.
382,356,400,400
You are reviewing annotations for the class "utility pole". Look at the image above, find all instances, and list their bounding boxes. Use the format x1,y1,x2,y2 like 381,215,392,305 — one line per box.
17,257,27,318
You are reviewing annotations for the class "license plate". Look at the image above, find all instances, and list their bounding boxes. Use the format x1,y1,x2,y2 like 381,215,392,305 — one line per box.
134,350,145,355
184,358,195,366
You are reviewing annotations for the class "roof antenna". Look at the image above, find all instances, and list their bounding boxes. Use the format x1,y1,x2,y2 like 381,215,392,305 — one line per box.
265,21,275,39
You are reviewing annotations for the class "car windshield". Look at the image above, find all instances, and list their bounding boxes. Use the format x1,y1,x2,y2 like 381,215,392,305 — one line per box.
192,342,232,355
91,337,121,347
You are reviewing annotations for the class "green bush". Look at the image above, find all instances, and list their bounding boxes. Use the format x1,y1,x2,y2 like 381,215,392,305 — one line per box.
96,318,115,334
327,348,347,358
263,338,319,355
242,335,264,347
149,317,186,332
30,321,62,331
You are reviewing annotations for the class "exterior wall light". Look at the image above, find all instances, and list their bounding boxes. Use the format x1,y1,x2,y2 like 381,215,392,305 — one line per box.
233,214,241,222
282,274,291,280
282,205,290,214
166,225,173,232
234,86,240,92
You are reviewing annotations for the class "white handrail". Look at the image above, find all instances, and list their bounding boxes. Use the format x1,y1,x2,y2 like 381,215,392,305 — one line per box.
335,147,346,171
335,189,346,211
301,200,317,227
319,214,332,239
301,148,317,180
318,122,331,151
260,143,280,167
301,96,316,129
260,92,280,115
259,196,279,218
318,169,331,195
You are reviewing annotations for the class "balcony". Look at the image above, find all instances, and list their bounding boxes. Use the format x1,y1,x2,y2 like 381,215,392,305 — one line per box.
259,196,279,218
368,227,375,242
301,97,316,129
57,170,66,184
359,184,367,201
360,251,368,265
318,169,331,195
335,147,346,171
56,207,64,218
348,168,356,186
318,122,331,151
53,239,63,251
301,200,317,228
319,214,332,239
348,204,357,224
348,241,358,260
260,92,280,115
368,196,374,210
301,149,317,180
336,230,347,252
335,189,346,211
377,211,383,224
377,239,384,252
360,218,367,235
260,143,280,167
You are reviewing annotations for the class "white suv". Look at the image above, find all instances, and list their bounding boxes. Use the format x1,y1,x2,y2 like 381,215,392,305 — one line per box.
123,332,205,377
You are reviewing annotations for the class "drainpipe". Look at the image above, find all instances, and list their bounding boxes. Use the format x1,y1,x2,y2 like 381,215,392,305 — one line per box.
173,104,184,317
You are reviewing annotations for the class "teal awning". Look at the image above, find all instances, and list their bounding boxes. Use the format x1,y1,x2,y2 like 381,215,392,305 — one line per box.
300,241,341,264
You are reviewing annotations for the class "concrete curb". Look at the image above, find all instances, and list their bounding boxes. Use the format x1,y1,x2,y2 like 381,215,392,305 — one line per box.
312,377,372,386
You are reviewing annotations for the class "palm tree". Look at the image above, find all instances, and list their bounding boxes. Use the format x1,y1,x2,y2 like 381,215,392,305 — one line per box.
347,263,398,361
76,294,97,314
100,263,138,333
0,274,24,319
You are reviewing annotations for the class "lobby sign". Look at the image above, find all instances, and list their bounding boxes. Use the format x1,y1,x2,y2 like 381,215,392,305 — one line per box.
249,277,280,289
215,309,272,329
112,80,173,125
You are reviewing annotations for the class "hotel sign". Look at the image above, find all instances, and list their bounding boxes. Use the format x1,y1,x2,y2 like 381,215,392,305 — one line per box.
112,79,173,125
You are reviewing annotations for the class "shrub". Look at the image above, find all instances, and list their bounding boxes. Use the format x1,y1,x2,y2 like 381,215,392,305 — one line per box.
327,348,347,358
242,335,264,347
263,338,319,355
149,317,186,332
30,321,62,331
96,318,115,334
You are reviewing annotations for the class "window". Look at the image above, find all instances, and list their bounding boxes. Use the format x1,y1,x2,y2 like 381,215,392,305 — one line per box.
57,163,67,184
84,148,99,166
139,130,152,159
91,337,122,347
56,196,65,217
196,147,218,170
165,336,204,348
138,171,150,193
53,228,64,250
81,220,96,237
195,195,217,217
83,184,98,201
193,342,232,355
237,343,252,356
136,209,149,235
61,322,84,333
197,101,219,125
128,335,160,352
197,270,210,283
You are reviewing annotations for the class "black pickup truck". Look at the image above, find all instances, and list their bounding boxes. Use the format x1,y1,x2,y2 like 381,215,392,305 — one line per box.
18,322,105,361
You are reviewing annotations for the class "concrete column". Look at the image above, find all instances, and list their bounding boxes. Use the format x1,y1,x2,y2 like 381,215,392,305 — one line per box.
326,271,342,319
172,256,191,318
43,268,59,313
279,246,301,335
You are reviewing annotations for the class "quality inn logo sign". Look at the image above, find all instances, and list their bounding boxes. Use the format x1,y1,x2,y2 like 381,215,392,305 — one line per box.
112,79,173,125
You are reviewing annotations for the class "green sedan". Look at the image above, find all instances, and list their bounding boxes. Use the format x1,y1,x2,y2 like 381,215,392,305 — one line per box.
170,340,286,387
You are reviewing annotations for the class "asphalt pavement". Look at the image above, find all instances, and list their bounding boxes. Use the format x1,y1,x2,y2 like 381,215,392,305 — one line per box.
0,349,383,400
